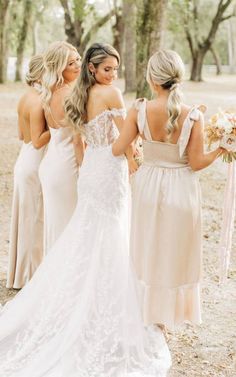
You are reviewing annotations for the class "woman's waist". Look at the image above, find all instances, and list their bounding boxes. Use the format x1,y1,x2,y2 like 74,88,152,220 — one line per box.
142,157,189,169
83,144,126,168
19,142,45,157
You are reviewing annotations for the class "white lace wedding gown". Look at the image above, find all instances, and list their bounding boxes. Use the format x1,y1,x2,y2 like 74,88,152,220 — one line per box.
0,109,171,377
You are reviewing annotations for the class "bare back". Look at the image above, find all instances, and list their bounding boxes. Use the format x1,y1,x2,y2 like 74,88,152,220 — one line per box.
17,87,45,143
145,99,191,144
45,86,71,129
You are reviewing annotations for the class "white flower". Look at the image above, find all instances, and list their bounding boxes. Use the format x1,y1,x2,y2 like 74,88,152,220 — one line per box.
217,117,232,134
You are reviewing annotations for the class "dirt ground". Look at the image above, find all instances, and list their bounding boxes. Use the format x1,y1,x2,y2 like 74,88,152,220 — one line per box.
0,76,236,377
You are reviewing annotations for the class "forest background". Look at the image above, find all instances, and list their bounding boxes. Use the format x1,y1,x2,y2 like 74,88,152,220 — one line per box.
0,1,236,376
1,0,236,94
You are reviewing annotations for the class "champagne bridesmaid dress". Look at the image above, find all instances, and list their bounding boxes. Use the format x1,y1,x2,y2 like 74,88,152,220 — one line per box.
131,99,202,330
7,142,45,289
39,109,78,254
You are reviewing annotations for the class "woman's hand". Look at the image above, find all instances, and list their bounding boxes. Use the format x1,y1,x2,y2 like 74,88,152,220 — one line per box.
128,157,139,175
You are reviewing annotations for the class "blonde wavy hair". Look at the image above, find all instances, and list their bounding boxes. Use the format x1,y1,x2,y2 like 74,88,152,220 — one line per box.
146,49,185,136
64,43,120,133
41,41,78,111
25,54,44,87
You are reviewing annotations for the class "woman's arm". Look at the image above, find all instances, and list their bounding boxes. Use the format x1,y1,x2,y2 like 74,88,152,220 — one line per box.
187,112,223,171
73,132,85,167
112,107,139,156
17,102,24,140
17,116,24,140
30,100,50,149
106,87,138,173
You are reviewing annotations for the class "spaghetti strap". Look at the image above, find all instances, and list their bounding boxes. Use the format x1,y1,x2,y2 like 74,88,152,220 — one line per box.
133,98,152,140
45,85,70,129
47,106,61,128
178,105,205,157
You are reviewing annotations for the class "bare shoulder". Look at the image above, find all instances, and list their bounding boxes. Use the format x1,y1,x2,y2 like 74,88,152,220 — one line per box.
52,86,71,102
180,104,192,118
103,84,121,96
57,85,71,96
17,93,27,112
18,89,41,113
25,90,43,116
127,106,138,122
103,85,124,108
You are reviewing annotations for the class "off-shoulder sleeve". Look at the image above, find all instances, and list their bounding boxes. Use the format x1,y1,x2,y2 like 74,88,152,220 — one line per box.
110,108,127,119
133,98,147,135
178,106,205,157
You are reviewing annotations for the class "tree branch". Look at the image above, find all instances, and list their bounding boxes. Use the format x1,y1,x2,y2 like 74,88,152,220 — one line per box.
59,0,74,34
203,0,234,51
185,28,195,57
182,4,195,58
81,8,116,50
221,13,235,21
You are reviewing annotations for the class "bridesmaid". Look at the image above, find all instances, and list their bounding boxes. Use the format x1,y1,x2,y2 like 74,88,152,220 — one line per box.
7,54,50,289
113,50,223,330
39,41,83,253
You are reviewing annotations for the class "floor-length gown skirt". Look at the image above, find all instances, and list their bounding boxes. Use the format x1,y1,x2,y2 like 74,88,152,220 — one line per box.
39,127,78,253
131,154,202,329
0,145,171,377
7,142,45,289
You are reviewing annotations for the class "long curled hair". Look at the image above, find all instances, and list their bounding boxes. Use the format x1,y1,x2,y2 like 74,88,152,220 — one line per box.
146,49,185,137
41,41,78,111
64,43,120,133
25,54,44,87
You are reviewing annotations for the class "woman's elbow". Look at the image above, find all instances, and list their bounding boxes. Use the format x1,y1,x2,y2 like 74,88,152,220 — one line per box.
188,161,203,171
32,141,42,149
112,145,121,156
18,132,24,141
190,165,201,172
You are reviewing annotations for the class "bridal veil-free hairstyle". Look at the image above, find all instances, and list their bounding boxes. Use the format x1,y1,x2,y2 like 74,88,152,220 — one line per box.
41,41,78,110
25,54,44,87
146,49,185,136
65,43,120,133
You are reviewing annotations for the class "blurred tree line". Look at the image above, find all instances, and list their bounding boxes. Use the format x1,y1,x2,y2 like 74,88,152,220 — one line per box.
0,0,236,96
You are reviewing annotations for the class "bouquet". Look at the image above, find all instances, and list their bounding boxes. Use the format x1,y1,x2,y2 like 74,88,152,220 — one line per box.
205,109,236,162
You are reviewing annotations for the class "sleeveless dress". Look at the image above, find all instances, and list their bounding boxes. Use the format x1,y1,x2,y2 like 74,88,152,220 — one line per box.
38,110,78,254
7,142,45,289
0,108,171,377
130,99,202,330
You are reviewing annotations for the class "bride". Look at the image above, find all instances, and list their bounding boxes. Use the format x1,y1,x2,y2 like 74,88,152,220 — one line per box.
0,42,171,377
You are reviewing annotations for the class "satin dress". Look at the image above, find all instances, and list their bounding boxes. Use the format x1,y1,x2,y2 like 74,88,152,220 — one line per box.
39,108,78,254
131,99,202,330
7,142,45,289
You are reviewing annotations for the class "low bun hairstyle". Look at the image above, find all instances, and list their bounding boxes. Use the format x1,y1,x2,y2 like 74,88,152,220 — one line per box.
25,54,44,87
146,49,185,137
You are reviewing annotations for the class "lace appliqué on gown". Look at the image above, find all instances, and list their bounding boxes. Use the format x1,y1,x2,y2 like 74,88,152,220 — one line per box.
0,108,171,377
85,108,126,148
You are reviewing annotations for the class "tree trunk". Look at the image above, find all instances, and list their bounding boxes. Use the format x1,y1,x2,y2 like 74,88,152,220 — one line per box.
123,0,136,92
190,50,206,81
59,0,82,52
32,21,39,55
15,0,33,82
0,0,10,83
136,0,168,98
184,0,234,81
228,18,236,74
60,0,116,55
112,10,124,77
210,46,222,75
